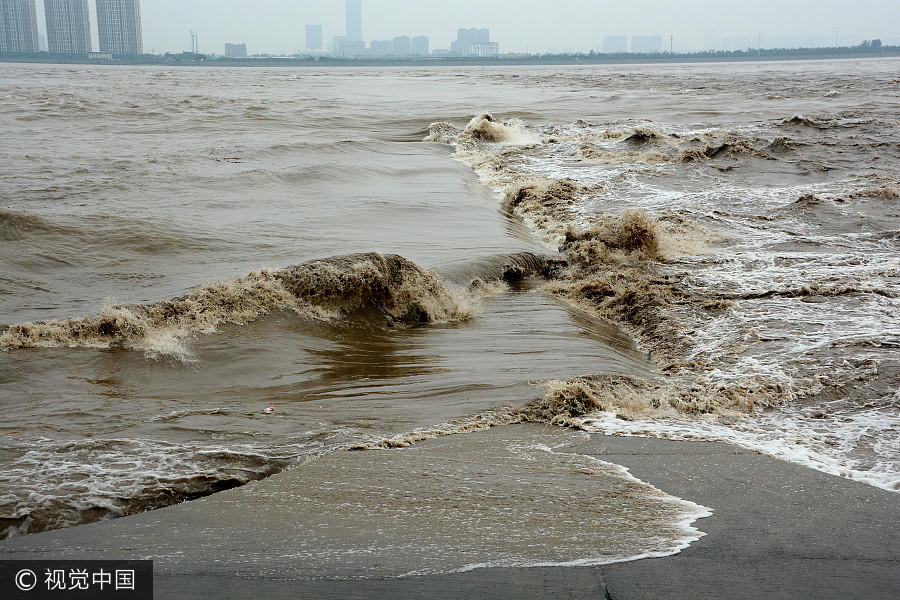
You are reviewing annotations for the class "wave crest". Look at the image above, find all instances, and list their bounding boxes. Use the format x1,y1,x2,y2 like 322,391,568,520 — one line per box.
0,253,482,356
457,113,536,147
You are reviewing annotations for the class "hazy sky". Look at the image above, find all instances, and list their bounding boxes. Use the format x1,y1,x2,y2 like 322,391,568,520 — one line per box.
37,1,900,55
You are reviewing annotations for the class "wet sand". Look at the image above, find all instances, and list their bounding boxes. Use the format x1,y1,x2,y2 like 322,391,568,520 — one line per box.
1,424,898,599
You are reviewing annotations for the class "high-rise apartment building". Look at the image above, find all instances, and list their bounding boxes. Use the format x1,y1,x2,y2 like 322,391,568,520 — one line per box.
368,39,391,56
451,28,489,56
305,24,322,51
224,42,246,59
44,0,91,54
411,35,428,56
0,0,40,53
631,35,662,54
392,35,410,55
471,42,499,57
602,35,627,53
345,0,361,42
96,0,142,55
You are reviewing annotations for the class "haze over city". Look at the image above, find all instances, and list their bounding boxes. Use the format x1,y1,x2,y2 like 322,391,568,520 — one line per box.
30,0,900,55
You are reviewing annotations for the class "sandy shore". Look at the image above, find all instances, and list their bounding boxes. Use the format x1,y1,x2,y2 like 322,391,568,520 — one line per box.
1,424,898,599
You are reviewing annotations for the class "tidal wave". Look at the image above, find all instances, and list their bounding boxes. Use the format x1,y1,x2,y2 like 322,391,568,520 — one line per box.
427,111,900,491
0,253,498,358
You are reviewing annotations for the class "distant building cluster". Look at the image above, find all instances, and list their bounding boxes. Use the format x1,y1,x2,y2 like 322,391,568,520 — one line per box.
630,35,663,53
601,36,627,53
301,1,495,59
224,42,246,59
7,0,872,60
602,34,663,53
598,28,870,55
451,27,498,57
702,29,866,51
0,0,142,55
366,35,429,57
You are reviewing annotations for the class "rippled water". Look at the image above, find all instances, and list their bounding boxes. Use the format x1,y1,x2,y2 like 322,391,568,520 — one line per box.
1,60,898,569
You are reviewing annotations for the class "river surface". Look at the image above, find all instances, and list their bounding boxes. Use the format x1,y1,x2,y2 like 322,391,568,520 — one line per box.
1,59,898,573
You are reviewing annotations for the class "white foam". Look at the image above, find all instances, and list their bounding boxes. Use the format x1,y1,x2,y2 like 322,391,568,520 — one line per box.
577,408,900,492
0,437,320,538
444,114,900,493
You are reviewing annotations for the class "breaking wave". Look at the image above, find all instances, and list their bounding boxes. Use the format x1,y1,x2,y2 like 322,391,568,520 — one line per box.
424,111,900,494
457,113,538,147
0,253,490,357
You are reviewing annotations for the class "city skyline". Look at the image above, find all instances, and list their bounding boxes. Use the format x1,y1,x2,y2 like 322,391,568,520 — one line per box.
127,0,900,55
1,0,140,54
5,0,900,56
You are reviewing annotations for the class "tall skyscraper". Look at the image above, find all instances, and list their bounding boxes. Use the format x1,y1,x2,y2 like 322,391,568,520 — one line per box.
305,24,322,51
345,0,361,42
44,0,91,54
0,0,40,53
96,0,142,55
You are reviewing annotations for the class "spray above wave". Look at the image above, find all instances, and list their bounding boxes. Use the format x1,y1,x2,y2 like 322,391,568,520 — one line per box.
458,113,537,146
0,253,484,357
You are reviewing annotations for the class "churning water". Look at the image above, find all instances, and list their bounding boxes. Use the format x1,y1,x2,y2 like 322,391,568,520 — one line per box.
1,59,898,572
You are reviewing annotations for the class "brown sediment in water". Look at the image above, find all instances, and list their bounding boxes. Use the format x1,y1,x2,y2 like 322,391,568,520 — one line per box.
561,209,662,261
570,129,772,165
360,369,790,451
538,373,788,422
457,113,535,148
781,114,824,128
678,139,774,163
573,143,671,165
622,127,668,145
844,185,900,201
0,253,487,354
540,268,689,368
433,113,897,421
434,114,814,418
502,177,585,242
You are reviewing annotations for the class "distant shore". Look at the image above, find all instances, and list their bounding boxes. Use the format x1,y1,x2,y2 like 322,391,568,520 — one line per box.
2,46,899,68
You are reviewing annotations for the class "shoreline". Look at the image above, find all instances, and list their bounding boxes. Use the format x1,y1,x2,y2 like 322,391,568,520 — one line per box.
2,49,899,68
1,424,897,599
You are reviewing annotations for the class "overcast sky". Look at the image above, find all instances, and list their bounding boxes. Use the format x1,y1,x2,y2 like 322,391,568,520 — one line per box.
37,1,900,55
